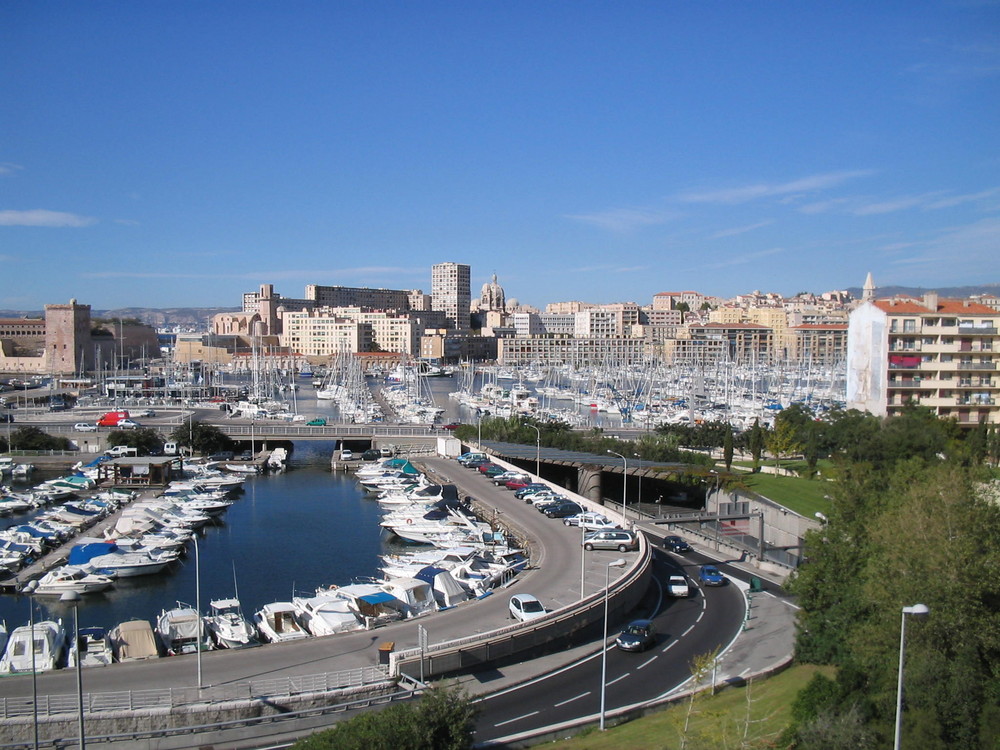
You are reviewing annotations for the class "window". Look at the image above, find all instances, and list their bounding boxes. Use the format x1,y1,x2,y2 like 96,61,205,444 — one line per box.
903,319,917,333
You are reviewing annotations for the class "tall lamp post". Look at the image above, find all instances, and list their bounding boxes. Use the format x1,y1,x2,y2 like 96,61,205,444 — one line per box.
59,591,85,750
22,580,39,750
607,450,628,523
894,603,929,749
194,534,203,689
633,453,642,510
525,422,541,478
599,558,627,731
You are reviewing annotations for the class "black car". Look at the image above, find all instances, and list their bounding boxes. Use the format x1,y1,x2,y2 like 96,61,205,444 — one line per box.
664,535,691,553
543,501,583,519
615,619,657,652
0,413,13,423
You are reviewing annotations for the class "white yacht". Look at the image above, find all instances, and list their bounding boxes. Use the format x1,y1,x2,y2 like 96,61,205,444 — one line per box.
253,602,309,643
205,598,259,649
291,593,363,636
156,603,209,655
67,626,114,667
32,565,115,595
0,620,66,673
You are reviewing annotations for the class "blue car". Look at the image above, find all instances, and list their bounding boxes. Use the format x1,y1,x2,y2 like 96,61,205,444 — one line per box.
699,564,726,586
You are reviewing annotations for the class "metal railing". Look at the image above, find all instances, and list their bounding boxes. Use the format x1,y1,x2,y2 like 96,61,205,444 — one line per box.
0,665,389,719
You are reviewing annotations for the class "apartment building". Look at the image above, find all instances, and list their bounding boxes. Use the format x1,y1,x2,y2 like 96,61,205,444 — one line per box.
431,262,471,332
847,293,999,426
790,323,848,366
497,335,648,366
674,322,774,365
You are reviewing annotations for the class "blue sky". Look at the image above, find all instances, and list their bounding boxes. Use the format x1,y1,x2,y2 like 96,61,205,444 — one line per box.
2,1,998,312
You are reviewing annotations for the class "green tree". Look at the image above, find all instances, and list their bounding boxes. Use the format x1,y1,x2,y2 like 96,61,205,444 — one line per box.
169,420,234,457
723,424,734,471
293,685,476,750
748,419,765,472
765,418,803,470
6,425,72,451
105,427,163,455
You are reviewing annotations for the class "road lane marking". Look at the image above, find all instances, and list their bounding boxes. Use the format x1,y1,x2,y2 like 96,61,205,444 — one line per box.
608,672,631,686
681,624,695,637
695,610,704,623
495,711,540,727
637,655,658,670
661,640,677,653
555,692,591,707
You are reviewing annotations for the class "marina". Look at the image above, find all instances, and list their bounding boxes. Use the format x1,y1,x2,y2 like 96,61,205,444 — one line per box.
0,443,392,644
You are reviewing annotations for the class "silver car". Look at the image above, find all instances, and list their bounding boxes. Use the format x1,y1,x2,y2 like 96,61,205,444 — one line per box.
582,529,638,552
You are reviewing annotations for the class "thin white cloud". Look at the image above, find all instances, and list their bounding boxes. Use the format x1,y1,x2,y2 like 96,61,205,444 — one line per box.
0,209,97,227
852,192,948,216
710,220,774,239
677,170,875,205
114,218,141,226
924,187,1000,209
888,217,1000,276
798,197,853,214
0,163,24,176
565,207,678,233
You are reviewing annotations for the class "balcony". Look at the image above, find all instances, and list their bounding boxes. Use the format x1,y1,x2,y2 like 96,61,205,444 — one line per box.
958,325,998,335
956,397,996,406
888,379,923,388
957,362,996,371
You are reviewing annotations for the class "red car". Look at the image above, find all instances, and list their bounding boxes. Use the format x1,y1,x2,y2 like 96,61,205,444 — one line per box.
504,478,532,491
478,462,501,474
441,422,461,430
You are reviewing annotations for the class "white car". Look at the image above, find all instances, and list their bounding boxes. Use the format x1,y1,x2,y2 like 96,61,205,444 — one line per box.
563,512,620,531
133,409,156,418
509,594,547,622
667,575,691,597
116,419,141,429
73,423,98,432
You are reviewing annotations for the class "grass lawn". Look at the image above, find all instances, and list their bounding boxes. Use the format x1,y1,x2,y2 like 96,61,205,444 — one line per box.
539,663,834,750
734,472,833,518
726,461,834,518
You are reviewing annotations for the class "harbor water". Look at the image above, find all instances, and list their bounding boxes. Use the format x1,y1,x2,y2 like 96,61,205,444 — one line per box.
0,442,398,635
0,370,628,637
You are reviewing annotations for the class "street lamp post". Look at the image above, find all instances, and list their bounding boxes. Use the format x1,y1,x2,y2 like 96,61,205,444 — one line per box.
194,534,203,689
59,591,85,750
633,453,642,510
607,450,627,523
894,603,930,749
526,422,541,478
599,558,627,731
22,581,39,750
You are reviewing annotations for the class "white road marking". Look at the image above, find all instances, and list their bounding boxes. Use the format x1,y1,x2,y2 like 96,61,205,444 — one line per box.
681,624,695,637
637,655,658,670
661,640,677,653
555,692,591,707
495,710,540,727
607,672,631,686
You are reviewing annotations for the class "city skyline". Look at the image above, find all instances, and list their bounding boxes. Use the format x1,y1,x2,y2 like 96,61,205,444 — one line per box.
3,2,998,311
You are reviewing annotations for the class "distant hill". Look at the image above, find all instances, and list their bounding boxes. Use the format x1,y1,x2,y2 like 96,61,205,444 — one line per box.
0,307,239,329
846,284,1000,299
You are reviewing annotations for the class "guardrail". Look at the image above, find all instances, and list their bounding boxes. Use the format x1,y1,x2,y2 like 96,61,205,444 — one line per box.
0,665,388,720
0,680,416,750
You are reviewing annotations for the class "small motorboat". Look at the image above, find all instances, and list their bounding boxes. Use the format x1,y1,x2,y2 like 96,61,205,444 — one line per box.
32,566,115,596
205,598,259,649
